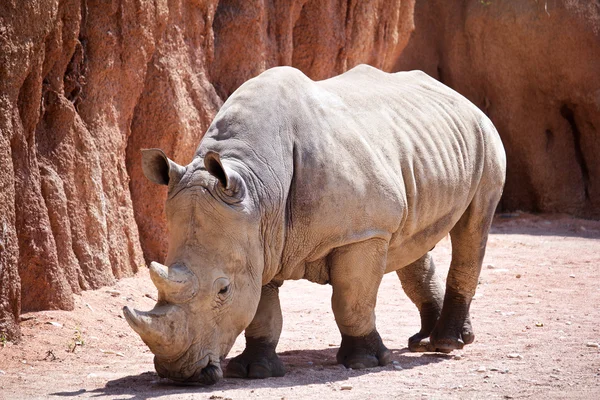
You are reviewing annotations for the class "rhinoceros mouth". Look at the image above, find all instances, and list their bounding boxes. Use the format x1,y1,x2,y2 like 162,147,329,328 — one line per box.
154,354,223,385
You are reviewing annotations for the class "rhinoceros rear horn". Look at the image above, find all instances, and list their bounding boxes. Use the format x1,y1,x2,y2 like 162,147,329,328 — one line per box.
149,261,199,303
141,148,185,186
123,304,189,359
204,151,246,202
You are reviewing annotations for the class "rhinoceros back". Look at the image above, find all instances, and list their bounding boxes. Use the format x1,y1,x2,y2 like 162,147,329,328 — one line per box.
200,65,505,278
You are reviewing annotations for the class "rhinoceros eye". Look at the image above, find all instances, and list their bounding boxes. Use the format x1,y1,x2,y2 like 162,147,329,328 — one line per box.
219,284,230,295
215,278,231,300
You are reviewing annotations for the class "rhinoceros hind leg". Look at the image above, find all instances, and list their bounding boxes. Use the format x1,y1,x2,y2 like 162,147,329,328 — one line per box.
430,191,499,352
224,337,285,379
330,239,391,368
225,282,286,379
396,253,444,352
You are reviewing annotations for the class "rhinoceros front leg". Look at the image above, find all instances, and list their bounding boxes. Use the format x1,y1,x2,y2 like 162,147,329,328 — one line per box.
430,195,498,352
224,281,285,379
396,252,444,352
330,238,392,369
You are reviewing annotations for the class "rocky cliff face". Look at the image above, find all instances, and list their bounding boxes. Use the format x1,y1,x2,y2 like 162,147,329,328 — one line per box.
0,0,414,339
0,0,163,339
395,0,600,216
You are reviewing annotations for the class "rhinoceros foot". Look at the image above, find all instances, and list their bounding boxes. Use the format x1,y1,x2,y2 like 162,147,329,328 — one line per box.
429,324,474,353
431,328,475,353
337,330,391,369
224,337,285,379
407,301,442,352
409,331,474,353
408,333,437,352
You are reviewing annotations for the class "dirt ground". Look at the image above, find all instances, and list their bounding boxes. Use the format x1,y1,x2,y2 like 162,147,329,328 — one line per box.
1,213,599,399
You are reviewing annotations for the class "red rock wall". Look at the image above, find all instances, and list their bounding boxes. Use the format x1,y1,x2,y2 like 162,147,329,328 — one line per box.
394,0,600,216
0,0,414,339
0,0,167,339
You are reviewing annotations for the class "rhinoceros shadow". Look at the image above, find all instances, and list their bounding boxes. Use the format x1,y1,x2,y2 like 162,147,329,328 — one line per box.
50,347,448,399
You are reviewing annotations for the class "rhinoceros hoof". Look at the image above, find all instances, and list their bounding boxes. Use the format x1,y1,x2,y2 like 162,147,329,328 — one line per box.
429,320,475,353
224,338,285,379
408,332,437,352
336,330,392,369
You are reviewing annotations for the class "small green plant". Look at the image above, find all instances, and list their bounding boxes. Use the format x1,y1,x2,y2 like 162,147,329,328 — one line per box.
480,0,492,5
0,333,8,347
68,328,85,353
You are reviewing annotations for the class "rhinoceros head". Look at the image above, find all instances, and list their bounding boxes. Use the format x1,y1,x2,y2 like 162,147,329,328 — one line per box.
123,148,264,384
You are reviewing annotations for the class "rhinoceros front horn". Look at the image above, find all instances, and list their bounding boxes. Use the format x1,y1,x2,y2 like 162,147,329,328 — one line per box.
123,305,190,359
149,261,199,303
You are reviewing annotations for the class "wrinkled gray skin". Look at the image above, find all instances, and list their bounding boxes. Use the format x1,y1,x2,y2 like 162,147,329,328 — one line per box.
123,65,506,384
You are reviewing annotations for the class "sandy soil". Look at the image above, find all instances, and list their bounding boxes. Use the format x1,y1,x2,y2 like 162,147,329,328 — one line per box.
1,213,599,399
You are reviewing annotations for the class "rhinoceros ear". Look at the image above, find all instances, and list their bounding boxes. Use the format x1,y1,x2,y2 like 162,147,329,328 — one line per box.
141,148,185,186
204,151,246,202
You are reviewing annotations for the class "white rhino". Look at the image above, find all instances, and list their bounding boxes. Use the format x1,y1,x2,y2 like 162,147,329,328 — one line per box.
124,65,506,384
